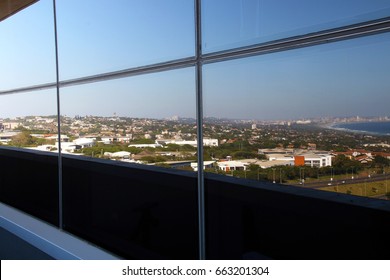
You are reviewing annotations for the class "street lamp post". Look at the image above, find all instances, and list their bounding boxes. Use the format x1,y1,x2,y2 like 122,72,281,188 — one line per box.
299,167,305,185
330,166,334,182
299,167,302,183
280,168,282,184
272,168,276,183
364,179,367,196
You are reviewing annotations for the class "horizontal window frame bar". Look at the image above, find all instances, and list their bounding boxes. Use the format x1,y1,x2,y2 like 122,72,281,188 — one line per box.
201,16,390,64
0,57,197,95
1,16,390,95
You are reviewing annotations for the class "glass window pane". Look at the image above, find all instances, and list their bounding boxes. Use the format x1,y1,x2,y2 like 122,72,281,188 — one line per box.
57,0,195,80
0,0,56,90
203,32,390,200
59,68,200,259
60,68,197,167
202,0,390,53
0,90,58,152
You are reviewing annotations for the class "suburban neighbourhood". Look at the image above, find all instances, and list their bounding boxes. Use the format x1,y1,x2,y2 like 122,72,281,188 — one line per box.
1,115,390,198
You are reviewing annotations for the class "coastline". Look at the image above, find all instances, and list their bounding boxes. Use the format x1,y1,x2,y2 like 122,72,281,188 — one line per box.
323,120,390,136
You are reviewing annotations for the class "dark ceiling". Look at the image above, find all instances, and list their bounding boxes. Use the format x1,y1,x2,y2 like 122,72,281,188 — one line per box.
0,0,38,22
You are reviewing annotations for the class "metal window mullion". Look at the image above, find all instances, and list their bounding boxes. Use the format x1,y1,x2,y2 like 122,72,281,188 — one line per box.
202,17,390,64
3,16,390,96
58,57,196,88
195,0,206,260
52,0,63,230
0,82,57,96
0,58,196,95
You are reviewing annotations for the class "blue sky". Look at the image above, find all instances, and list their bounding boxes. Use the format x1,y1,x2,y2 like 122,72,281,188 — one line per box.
1,0,390,120
203,32,390,120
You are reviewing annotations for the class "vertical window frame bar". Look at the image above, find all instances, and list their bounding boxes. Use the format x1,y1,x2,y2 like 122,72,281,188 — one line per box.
195,0,206,260
52,0,63,229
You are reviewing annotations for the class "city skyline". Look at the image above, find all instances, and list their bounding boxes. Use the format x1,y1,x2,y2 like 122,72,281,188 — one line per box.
1,0,390,120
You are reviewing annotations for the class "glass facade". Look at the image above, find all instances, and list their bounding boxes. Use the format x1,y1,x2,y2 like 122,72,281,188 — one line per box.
56,0,195,80
0,0,55,89
202,0,390,53
0,89,58,152
1,0,390,259
203,33,390,120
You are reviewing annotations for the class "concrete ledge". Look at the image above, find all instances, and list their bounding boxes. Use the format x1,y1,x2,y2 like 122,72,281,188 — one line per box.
0,202,120,260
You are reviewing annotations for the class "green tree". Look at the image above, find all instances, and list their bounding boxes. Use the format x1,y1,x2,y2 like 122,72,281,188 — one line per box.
372,155,390,168
248,164,260,171
232,151,258,159
130,138,154,144
9,131,35,147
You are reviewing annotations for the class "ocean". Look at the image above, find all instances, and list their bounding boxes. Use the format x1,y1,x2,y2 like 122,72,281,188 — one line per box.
332,121,390,136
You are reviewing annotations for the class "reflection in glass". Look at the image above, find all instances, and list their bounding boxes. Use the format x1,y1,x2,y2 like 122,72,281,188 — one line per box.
59,68,197,170
56,0,195,80
0,0,56,90
203,33,390,199
202,0,390,53
0,89,58,152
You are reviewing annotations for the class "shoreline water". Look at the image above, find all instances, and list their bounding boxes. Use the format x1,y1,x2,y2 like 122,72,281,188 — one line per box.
324,120,390,136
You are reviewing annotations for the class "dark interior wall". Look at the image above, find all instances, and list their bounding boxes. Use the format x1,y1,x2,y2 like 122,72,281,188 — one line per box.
61,155,199,260
0,147,59,226
1,147,390,259
204,173,390,259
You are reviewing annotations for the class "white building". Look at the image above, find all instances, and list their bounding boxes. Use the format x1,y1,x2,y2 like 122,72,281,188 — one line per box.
267,154,295,162
203,138,219,147
52,137,95,153
190,161,215,171
40,134,70,142
104,151,131,159
101,136,132,144
301,153,332,168
259,148,332,168
73,138,95,148
217,161,248,172
28,145,55,152
2,122,21,130
156,138,218,147
0,131,19,143
128,143,163,148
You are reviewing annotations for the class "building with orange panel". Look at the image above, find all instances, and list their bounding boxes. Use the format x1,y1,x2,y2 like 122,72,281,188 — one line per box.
294,156,305,166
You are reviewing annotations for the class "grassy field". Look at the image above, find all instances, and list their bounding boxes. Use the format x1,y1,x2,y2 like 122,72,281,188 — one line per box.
285,168,385,185
319,180,389,198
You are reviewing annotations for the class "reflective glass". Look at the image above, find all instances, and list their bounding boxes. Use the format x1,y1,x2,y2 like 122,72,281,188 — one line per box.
203,33,390,199
0,89,58,152
59,68,197,170
0,0,56,90
202,0,390,53
56,0,195,80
